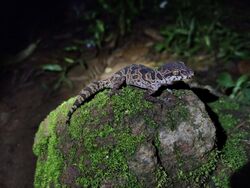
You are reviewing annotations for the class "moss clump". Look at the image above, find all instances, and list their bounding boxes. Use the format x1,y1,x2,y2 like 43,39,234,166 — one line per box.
219,114,239,131
209,97,236,110
177,150,219,185
33,99,75,188
67,87,152,187
170,105,189,121
34,87,151,187
167,102,189,130
221,133,248,170
210,97,239,114
155,167,170,187
209,97,239,132
145,117,159,129
75,125,144,187
153,149,219,188
111,86,153,123
69,91,109,140
212,132,248,188
209,97,248,188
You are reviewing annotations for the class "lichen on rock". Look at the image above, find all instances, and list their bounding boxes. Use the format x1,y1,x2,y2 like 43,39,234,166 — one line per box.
33,86,218,187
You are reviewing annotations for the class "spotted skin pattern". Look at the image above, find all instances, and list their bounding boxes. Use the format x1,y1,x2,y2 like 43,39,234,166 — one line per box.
66,61,194,124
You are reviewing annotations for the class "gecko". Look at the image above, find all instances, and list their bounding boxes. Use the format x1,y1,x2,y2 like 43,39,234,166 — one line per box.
66,61,194,124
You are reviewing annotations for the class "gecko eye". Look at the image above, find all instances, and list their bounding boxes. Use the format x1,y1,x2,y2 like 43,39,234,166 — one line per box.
172,70,179,75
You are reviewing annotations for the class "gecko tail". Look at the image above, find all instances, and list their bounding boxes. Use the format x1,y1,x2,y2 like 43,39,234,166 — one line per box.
66,79,110,124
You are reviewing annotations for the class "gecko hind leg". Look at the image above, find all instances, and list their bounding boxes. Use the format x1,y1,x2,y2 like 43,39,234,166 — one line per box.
108,77,126,97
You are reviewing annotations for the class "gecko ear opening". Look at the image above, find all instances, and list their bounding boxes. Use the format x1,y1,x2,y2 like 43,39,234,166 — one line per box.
172,70,179,75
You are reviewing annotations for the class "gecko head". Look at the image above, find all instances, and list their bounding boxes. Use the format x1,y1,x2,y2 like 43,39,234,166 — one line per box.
158,61,194,83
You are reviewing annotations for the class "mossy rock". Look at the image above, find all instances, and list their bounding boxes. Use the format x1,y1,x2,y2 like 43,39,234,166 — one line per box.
33,86,218,187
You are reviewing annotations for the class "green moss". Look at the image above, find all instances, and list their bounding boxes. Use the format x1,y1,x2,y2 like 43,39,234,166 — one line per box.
167,102,189,130
209,97,240,132
33,87,148,187
145,117,159,129
111,86,153,123
155,167,170,188
173,89,186,98
219,114,239,131
74,123,144,187
35,87,216,187
212,169,229,188
173,105,189,121
212,133,248,188
209,97,248,188
65,87,151,187
153,149,219,187
33,99,75,187
222,132,248,170
155,134,161,148
209,97,239,114
68,147,78,164
176,150,219,186
69,91,109,140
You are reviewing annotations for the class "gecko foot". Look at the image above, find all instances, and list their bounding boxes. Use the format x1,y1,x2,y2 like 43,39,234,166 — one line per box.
108,89,121,97
144,94,173,108
144,94,161,103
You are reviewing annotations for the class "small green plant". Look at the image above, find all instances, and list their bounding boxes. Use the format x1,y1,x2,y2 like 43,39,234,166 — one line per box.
97,0,141,36
41,56,86,90
81,0,143,48
88,19,106,48
64,45,79,52
80,0,164,49
42,64,63,72
216,72,250,103
41,64,72,90
155,2,250,61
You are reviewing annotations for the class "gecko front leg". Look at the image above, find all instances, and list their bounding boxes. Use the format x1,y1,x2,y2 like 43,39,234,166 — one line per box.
144,88,174,107
144,89,160,103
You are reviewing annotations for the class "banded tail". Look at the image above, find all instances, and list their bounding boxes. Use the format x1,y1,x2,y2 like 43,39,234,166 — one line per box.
66,79,110,124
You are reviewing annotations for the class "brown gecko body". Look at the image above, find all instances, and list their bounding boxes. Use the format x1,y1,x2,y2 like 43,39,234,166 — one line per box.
66,61,194,124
